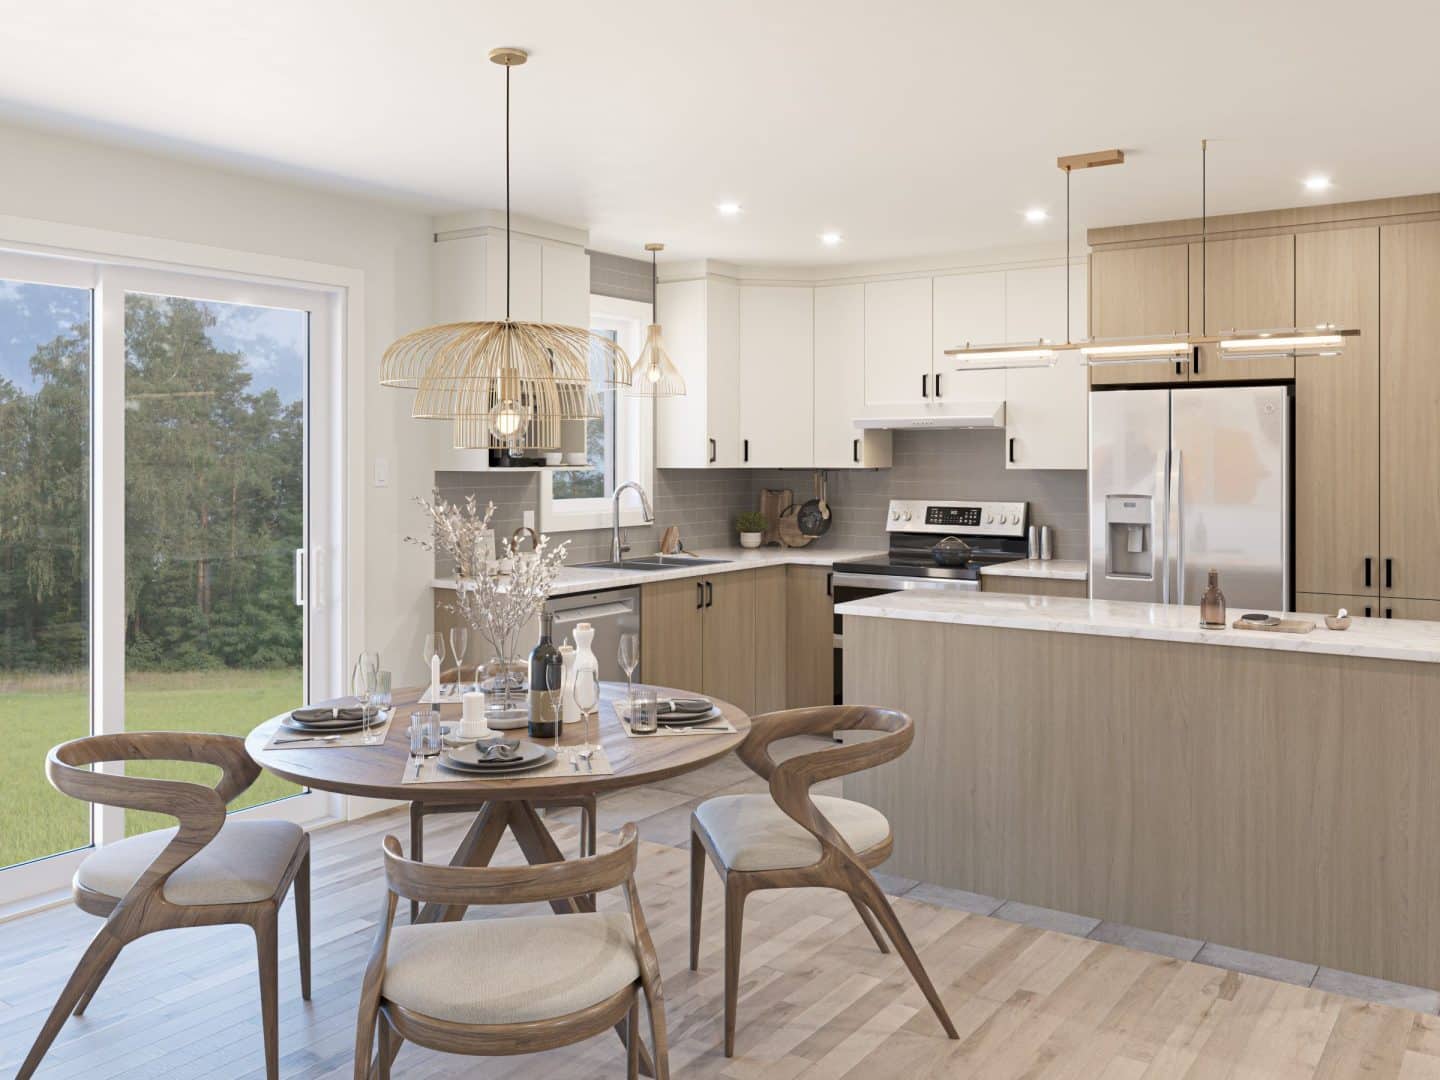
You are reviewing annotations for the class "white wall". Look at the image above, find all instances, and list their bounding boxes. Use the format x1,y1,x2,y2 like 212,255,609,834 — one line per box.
0,120,438,687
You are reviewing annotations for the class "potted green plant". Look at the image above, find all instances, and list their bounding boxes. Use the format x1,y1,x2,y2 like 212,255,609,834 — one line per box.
735,510,768,549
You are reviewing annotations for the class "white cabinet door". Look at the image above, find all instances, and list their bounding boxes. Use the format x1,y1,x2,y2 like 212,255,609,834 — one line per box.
540,241,591,329
655,278,741,468
933,271,1006,403
1003,264,1088,469
740,285,813,467
864,278,932,406
814,284,890,467
706,279,742,467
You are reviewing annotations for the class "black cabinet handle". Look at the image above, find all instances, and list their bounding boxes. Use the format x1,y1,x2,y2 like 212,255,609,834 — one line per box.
1192,346,1202,376
708,437,716,464
921,373,928,399
852,438,859,463
1364,556,1372,588
742,439,749,463
1385,607,1394,619
1008,437,1016,464
1174,360,1183,377
696,582,704,610
705,581,713,608
1385,557,1393,590
1364,605,1373,618
825,571,833,598
935,373,943,397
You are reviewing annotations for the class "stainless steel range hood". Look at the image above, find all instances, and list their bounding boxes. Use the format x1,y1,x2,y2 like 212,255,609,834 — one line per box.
853,402,1006,430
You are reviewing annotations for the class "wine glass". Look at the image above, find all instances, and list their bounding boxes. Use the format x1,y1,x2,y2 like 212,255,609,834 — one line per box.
573,668,600,771
449,627,469,695
352,652,379,743
422,634,445,699
544,655,566,757
618,633,639,699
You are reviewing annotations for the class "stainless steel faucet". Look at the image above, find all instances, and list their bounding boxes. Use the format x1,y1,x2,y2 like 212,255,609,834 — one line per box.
610,481,655,562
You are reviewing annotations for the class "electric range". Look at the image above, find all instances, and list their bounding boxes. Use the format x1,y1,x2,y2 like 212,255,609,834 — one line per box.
832,499,1030,592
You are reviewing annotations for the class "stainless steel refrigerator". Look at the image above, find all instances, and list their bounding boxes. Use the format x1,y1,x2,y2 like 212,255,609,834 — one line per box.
1088,385,1291,611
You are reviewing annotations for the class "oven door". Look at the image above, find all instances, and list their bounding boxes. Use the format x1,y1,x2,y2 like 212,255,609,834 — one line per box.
831,572,980,703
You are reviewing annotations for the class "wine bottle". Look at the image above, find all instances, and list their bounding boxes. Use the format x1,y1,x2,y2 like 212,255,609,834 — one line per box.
527,612,560,739
1199,567,1227,629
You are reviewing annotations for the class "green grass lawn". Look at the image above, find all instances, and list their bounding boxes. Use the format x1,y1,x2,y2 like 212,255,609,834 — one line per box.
1,668,303,868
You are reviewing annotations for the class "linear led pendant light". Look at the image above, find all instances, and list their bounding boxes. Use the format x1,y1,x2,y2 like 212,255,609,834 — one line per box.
948,149,1189,369
379,47,632,451
1189,139,1356,359
628,243,687,397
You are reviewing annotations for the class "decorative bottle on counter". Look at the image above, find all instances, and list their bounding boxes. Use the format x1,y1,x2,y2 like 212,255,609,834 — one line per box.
1199,568,1227,629
527,612,561,739
572,621,600,709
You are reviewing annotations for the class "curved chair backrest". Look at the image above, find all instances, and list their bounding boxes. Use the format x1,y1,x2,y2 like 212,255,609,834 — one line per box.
46,732,260,916
737,705,913,865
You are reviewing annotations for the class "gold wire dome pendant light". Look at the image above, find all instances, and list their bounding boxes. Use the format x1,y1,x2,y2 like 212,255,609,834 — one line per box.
628,242,687,397
379,46,632,451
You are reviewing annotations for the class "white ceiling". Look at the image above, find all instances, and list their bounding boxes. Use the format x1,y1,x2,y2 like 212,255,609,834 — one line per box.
3,0,1439,266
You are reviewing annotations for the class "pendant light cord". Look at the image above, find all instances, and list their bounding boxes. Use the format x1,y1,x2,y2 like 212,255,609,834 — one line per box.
652,248,658,322
1065,165,1072,345
505,62,511,322
1201,138,1207,334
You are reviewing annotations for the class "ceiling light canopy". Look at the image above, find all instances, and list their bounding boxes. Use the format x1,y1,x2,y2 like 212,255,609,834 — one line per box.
379,47,631,452
820,231,844,246
716,201,743,216
1024,207,1049,223
628,242,687,398
1303,174,1333,193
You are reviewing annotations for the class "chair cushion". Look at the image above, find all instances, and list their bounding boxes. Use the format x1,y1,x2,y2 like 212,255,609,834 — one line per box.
382,913,639,1025
694,794,890,872
75,819,304,906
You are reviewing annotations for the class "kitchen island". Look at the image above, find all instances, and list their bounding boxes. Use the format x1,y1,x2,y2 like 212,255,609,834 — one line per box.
838,591,1440,990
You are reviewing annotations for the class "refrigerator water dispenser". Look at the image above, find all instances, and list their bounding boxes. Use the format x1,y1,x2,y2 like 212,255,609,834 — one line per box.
1105,495,1153,579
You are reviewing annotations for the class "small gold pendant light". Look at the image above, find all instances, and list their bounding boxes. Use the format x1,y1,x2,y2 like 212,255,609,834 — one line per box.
380,47,632,451
627,242,687,397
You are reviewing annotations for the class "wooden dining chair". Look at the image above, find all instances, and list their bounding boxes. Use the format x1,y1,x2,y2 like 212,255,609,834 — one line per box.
689,705,959,1056
18,732,311,1080
355,822,668,1079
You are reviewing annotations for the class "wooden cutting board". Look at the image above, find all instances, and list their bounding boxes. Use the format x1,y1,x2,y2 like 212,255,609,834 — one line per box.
1231,617,1315,634
759,489,792,547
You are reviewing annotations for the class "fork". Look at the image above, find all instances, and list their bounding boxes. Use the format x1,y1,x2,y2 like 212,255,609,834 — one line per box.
274,734,343,746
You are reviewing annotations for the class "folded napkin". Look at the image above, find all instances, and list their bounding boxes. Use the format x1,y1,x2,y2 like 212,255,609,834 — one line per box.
657,697,713,715
475,739,521,762
291,705,365,723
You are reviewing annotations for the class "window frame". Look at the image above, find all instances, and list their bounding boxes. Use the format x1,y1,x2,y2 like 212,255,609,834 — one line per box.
538,294,655,533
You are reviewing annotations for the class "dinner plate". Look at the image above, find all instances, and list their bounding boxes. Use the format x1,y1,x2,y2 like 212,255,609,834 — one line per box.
281,716,369,734
658,707,724,728
290,705,365,724
442,740,551,770
439,745,556,775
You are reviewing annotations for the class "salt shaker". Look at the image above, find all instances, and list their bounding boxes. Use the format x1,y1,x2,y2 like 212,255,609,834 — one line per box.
1027,525,1040,560
1040,525,1053,561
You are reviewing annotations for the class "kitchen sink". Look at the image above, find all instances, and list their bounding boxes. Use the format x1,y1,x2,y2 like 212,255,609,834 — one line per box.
578,556,732,571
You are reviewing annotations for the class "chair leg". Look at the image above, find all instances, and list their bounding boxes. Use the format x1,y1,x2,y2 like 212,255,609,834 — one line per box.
586,796,598,858
293,846,312,1001
850,894,890,954
644,977,671,1080
853,876,958,1039
352,997,379,1080
17,927,125,1079
689,827,705,971
72,944,121,1015
723,877,748,1058
627,996,641,1080
254,910,281,1078
408,801,424,923
377,1013,401,1080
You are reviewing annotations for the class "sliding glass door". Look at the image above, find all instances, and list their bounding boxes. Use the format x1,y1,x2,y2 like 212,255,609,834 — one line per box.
0,253,343,895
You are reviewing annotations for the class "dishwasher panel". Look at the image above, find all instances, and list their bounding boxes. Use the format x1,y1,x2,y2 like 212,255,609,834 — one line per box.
543,588,640,683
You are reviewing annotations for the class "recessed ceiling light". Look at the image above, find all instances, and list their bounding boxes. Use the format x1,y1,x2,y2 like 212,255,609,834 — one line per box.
819,231,844,246
716,201,742,216
1303,175,1333,193
1024,207,1049,223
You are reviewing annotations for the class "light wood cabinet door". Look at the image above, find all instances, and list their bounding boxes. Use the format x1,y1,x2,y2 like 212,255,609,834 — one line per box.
751,567,788,714
932,271,1006,404
1383,598,1440,621
701,570,756,713
864,278,932,406
785,565,834,708
1381,222,1440,602
1294,228,1380,597
1088,244,1191,386
1295,592,1380,619
641,578,703,693
1189,235,1296,382
740,285,814,467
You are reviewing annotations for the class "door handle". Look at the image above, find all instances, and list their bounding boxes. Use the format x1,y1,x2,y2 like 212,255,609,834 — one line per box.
934,372,943,397
1364,556,1372,588
852,438,859,463
826,571,833,598
743,439,749,463
1169,449,1185,605
696,582,704,610
705,581,714,608
293,548,305,607
708,437,716,463
1364,605,1373,617
1385,607,1394,619
1192,346,1202,376
1008,437,1016,464
921,373,928,399
1385,557,1393,590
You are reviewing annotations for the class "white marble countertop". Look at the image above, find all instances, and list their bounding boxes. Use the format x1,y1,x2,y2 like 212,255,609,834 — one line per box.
978,558,1088,581
431,545,887,598
835,591,1440,664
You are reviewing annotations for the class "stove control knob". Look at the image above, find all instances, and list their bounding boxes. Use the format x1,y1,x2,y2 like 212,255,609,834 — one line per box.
1007,513,1019,525
898,510,912,522
985,513,995,524
890,510,901,521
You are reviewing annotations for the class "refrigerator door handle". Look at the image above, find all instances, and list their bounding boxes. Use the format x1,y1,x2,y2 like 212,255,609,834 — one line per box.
1168,449,1184,605
1157,451,1171,606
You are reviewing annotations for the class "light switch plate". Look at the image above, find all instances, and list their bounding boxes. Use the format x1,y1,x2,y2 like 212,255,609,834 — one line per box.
373,457,389,487
522,510,536,530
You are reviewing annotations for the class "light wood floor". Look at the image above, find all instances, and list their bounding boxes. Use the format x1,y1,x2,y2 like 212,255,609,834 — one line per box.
6,784,1440,1077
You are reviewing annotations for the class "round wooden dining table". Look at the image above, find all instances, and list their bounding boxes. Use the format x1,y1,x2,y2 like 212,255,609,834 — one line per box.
246,680,750,924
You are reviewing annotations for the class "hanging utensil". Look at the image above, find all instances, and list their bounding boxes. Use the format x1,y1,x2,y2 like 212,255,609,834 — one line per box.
797,472,832,537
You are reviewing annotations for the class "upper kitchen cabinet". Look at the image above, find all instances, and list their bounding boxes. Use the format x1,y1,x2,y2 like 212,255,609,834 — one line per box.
863,277,932,406
931,271,1006,404
738,284,814,466
813,284,892,468
1380,221,1440,603
1002,264,1088,470
1088,244,1190,386
655,274,741,468
427,228,591,470
1190,234,1296,382
1294,227,1379,599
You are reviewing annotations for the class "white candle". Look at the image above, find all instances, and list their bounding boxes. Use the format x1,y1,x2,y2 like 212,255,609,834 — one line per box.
429,654,441,702
461,691,489,738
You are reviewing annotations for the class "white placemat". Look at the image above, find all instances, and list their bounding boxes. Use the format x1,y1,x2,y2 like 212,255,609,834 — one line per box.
264,711,394,750
612,701,737,738
402,743,614,784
